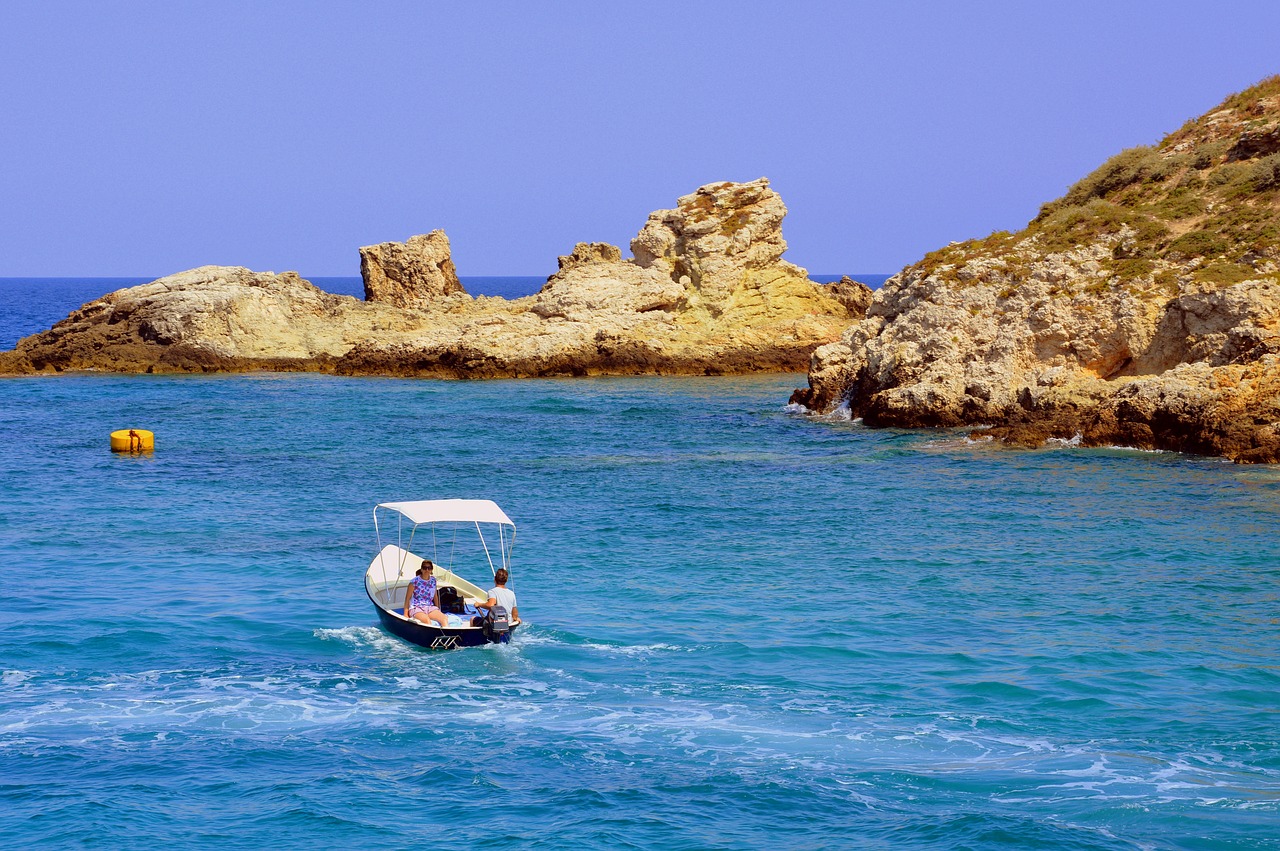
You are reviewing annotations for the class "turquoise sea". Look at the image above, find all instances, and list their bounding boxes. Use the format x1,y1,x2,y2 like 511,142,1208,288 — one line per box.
1,280,1278,849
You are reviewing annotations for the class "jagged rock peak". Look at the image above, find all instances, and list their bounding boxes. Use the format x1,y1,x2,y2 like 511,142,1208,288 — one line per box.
556,242,624,271
630,178,803,311
823,276,875,317
360,229,467,308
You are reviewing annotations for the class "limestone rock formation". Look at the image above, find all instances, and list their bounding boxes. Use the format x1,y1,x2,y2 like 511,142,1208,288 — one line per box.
556,242,624,270
631,178,802,314
792,76,1280,463
531,242,684,320
1,180,860,380
360,230,467,308
823,276,875,316
336,178,857,376
0,266,412,373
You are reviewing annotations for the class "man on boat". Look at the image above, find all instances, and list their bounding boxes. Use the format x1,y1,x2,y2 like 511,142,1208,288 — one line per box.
475,568,519,623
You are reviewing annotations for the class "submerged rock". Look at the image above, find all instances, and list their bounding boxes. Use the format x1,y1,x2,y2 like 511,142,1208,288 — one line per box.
3,180,857,379
792,75,1280,463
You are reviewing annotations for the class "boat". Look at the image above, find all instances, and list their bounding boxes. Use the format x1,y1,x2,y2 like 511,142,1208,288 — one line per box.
364,499,521,649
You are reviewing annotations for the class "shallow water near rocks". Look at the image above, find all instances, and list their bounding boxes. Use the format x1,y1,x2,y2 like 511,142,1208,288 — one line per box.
1,372,1278,849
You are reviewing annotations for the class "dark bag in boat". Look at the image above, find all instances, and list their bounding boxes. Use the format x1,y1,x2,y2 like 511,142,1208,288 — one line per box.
437,585,465,615
482,604,510,640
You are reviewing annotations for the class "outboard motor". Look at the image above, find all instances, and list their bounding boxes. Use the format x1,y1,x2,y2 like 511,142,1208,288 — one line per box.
482,605,510,643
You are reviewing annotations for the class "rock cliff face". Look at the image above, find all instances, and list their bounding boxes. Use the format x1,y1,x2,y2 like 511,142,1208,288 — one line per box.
792,76,1280,463
359,230,466,308
1,179,860,379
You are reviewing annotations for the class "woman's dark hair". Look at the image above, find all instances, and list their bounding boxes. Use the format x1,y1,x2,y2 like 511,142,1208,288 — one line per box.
494,568,509,585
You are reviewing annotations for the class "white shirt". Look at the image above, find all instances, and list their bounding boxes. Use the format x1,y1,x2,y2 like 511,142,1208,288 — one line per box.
489,585,517,615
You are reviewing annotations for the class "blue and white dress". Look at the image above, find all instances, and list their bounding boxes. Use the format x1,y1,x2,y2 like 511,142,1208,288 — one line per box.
409,576,438,614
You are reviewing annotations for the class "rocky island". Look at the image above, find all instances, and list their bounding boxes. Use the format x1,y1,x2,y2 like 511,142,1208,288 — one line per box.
8,76,1280,465
793,76,1280,463
0,179,865,379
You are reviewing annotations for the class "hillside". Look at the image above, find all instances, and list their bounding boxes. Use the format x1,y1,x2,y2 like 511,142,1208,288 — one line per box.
793,76,1280,462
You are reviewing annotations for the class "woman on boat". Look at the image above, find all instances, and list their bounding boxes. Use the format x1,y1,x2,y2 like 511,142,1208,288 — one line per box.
403,560,450,627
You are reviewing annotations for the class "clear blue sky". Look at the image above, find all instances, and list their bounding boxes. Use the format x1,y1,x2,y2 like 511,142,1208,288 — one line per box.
2,1,1278,279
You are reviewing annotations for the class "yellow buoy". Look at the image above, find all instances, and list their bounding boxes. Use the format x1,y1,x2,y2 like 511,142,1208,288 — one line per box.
110,429,155,453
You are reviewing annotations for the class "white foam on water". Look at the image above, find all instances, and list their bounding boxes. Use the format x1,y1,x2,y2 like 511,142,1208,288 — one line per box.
1057,758,1111,777
5,650,1277,813
513,630,700,656
1047,432,1084,447
793,400,856,422
1236,800,1280,810
314,625,407,655
2,670,32,686
0,661,445,734
920,433,999,452
578,641,693,655
509,631,556,646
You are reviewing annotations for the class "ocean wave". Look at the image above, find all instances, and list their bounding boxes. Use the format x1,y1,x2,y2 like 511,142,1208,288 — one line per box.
514,629,701,656
786,399,857,422
827,401,854,422
2,660,1276,813
314,625,406,654
2,670,33,687
579,641,694,655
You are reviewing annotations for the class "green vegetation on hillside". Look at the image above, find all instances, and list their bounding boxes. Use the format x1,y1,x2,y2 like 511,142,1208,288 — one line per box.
911,75,1280,293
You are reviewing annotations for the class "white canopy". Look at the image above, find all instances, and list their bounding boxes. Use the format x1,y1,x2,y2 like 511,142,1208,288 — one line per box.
377,499,515,528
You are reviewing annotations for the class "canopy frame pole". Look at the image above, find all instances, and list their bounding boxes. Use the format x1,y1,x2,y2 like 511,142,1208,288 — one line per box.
477,520,496,577
402,525,418,578
507,527,516,581
497,523,512,580
373,506,387,583
397,513,408,578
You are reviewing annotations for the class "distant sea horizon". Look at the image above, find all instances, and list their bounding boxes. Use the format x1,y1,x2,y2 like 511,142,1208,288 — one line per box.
0,274,894,350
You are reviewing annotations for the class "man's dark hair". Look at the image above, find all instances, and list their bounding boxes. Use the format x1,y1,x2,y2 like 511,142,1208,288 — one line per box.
494,568,509,585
